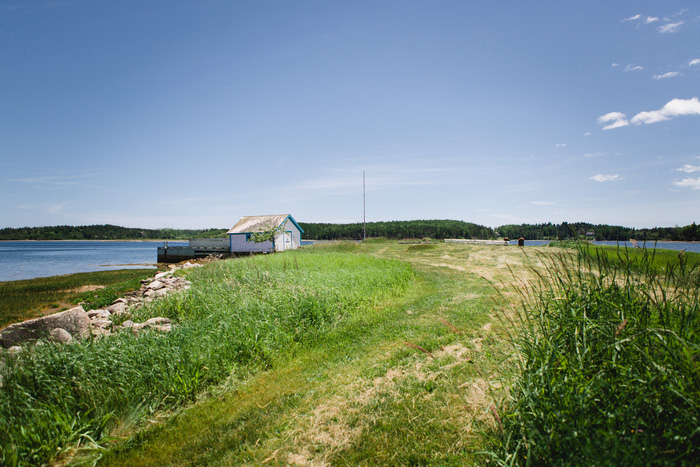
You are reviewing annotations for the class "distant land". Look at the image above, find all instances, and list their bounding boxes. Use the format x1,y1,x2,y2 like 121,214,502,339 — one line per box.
1,221,698,242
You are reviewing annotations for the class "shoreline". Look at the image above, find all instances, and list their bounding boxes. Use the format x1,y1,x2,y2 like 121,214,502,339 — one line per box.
0,239,189,243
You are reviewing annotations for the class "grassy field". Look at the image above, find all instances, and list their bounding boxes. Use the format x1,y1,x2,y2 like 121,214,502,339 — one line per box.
0,269,158,328
1,241,698,465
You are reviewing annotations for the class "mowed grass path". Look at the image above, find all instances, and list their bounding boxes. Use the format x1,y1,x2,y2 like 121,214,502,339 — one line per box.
95,242,544,466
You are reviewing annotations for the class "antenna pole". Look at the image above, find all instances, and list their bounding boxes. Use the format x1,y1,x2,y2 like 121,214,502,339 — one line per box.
363,171,366,242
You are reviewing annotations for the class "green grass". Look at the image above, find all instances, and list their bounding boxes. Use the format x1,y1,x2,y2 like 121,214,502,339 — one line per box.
0,250,415,466
487,246,700,465
0,269,157,328
89,242,522,467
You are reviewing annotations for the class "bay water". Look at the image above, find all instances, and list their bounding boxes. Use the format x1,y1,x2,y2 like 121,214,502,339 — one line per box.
1,239,698,282
0,241,186,282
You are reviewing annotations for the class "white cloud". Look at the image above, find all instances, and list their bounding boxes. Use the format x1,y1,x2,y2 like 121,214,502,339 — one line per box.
555,143,566,148
531,201,555,206
690,59,700,66
597,111,629,130
584,132,592,136
589,174,622,183
623,14,642,22
630,97,700,125
658,21,684,33
673,177,700,189
584,152,603,158
612,62,619,68
653,71,681,80
645,16,659,24
677,164,700,173
624,64,644,72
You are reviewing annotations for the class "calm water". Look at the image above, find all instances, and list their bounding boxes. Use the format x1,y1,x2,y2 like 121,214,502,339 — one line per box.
2,239,698,282
0,241,186,282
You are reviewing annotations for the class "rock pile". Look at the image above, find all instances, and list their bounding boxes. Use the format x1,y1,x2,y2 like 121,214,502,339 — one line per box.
0,261,203,350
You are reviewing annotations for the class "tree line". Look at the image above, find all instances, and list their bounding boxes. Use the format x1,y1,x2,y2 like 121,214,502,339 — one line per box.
298,220,494,240
496,222,700,242
1,221,698,242
0,225,228,241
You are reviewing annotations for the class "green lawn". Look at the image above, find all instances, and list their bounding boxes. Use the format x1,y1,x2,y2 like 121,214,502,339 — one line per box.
0,269,158,328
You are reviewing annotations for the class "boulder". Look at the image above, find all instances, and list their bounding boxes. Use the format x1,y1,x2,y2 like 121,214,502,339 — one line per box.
0,306,91,348
154,271,173,280
88,309,111,319
130,317,172,334
49,328,73,344
107,301,128,315
147,280,165,290
90,318,113,330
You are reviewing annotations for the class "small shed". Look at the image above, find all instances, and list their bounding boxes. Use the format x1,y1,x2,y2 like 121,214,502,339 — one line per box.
227,214,303,254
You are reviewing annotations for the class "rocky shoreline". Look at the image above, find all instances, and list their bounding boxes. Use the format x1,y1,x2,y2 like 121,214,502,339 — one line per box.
0,261,204,351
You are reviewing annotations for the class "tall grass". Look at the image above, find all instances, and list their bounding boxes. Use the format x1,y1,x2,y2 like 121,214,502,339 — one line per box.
0,251,413,466
489,246,700,465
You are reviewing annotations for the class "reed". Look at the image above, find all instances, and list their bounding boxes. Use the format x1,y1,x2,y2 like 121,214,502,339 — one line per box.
487,245,700,465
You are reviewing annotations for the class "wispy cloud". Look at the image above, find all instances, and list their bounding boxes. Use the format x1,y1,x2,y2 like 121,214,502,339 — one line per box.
589,174,622,183
673,178,700,189
624,64,644,72
653,71,681,80
630,97,700,125
658,21,684,33
584,152,603,158
597,112,629,130
690,59,700,66
645,16,659,24
7,172,102,187
531,201,555,206
623,14,642,22
14,201,71,215
584,132,592,136
677,164,700,173
555,143,566,148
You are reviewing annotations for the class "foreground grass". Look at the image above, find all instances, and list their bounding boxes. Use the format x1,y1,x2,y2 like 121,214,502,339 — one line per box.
90,242,534,466
0,249,417,466
0,269,157,329
488,246,700,465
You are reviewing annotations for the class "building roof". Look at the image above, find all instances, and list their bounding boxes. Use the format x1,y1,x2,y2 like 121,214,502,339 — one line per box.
226,214,303,235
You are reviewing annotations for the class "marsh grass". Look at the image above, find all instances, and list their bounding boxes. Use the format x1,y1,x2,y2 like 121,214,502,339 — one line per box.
0,251,413,466
488,245,700,465
0,269,157,328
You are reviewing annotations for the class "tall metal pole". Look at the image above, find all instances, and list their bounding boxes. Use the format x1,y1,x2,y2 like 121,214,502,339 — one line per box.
363,171,366,242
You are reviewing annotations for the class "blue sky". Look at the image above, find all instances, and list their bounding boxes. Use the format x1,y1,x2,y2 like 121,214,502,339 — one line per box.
2,1,699,229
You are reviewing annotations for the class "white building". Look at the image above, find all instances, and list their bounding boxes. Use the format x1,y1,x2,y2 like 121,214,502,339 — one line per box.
227,214,303,254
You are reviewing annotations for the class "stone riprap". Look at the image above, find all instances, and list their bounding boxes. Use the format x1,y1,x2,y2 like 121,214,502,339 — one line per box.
0,261,203,349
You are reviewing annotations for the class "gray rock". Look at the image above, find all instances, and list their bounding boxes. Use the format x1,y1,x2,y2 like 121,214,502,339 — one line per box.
0,306,91,348
49,328,73,343
111,298,129,305
147,280,165,290
107,301,127,315
88,309,111,319
90,318,113,330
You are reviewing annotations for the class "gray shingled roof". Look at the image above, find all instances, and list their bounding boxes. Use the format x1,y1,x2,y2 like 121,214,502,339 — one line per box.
226,215,290,234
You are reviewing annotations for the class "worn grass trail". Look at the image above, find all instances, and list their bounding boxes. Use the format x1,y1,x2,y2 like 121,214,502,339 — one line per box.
94,242,543,466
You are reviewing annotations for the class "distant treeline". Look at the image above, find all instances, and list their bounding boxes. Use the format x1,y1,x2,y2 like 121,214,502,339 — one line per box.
2,221,698,242
497,222,700,242
0,225,228,241
299,220,494,240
